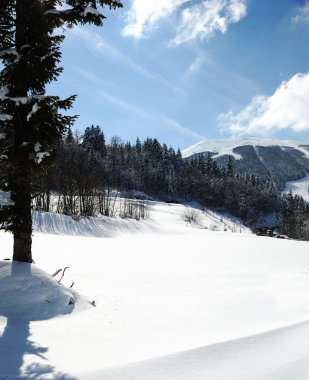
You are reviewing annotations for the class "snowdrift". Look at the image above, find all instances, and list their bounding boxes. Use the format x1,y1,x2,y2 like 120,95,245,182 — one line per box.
0,261,77,379
0,260,75,321
32,201,248,238
86,320,309,380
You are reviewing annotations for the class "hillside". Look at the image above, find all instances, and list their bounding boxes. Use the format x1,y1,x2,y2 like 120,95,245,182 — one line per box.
1,203,309,379
284,174,309,202
182,138,309,190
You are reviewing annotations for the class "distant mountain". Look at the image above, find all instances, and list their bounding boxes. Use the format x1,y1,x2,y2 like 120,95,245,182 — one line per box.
182,137,309,190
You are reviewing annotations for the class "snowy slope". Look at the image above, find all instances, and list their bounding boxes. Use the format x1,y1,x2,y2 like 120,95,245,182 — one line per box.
182,137,309,200
182,137,309,159
182,137,309,192
32,200,247,237
284,174,309,201
1,202,309,380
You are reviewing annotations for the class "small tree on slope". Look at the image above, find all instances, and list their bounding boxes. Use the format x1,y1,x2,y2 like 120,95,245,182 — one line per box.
0,0,122,263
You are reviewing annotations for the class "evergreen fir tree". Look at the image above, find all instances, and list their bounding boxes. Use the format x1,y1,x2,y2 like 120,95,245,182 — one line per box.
135,137,142,154
0,0,122,262
82,125,107,159
65,126,74,145
227,155,233,177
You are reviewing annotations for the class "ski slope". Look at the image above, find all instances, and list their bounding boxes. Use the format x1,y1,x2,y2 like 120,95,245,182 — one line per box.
284,174,309,202
181,137,309,160
0,201,309,379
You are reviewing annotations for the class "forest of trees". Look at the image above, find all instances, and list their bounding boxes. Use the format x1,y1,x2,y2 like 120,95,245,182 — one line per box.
33,125,309,240
282,191,309,240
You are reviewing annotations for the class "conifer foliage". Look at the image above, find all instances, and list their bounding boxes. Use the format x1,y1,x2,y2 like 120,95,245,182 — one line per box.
33,127,309,240
0,0,122,262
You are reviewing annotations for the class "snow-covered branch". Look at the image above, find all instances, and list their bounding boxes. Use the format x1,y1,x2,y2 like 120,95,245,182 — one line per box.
33,142,50,164
44,9,73,16
0,86,46,105
0,86,10,101
27,103,40,121
0,191,14,205
0,113,13,121
80,7,103,17
35,151,50,164
45,6,103,18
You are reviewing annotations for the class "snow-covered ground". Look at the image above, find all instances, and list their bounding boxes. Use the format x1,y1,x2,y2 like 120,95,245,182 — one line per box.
32,201,246,237
284,174,309,202
1,201,309,379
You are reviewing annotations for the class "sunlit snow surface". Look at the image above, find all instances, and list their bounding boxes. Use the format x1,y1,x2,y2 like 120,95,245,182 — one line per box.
0,201,309,380
181,137,309,160
284,174,309,202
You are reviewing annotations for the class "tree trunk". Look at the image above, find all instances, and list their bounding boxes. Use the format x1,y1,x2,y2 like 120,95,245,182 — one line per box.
12,163,33,263
11,0,33,263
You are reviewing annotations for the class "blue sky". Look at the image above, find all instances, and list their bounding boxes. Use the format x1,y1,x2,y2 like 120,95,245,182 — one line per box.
52,0,309,149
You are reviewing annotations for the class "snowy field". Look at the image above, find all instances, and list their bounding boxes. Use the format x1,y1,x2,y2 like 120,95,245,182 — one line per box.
1,201,309,379
284,174,309,202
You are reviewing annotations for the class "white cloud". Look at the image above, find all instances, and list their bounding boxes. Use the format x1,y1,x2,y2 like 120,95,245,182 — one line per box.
220,73,309,136
122,0,189,38
170,0,247,46
292,1,309,23
122,0,247,45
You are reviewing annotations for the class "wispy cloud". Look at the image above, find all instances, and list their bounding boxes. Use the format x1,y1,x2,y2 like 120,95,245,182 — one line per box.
162,116,205,141
292,1,309,23
70,27,154,80
69,27,184,94
170,0,247,46
187,54,210,74
156,73,186,95
122,0,189,38
76,67,101,83
98,90,203,142
219,73,309,136
99,91,148,118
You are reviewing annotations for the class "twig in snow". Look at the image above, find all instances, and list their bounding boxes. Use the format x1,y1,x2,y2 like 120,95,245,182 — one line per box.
51,268,62,278
58,266,69,284
68,297,75,305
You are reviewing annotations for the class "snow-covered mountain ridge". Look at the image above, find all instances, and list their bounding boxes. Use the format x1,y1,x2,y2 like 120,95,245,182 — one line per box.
182,137,309,160
182,137,309,190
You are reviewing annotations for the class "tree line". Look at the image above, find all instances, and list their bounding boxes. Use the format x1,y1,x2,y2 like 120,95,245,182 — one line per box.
282,191,309,240
33,125,309,240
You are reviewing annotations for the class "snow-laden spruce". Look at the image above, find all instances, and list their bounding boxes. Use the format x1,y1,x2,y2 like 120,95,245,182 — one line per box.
0,0,123,263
